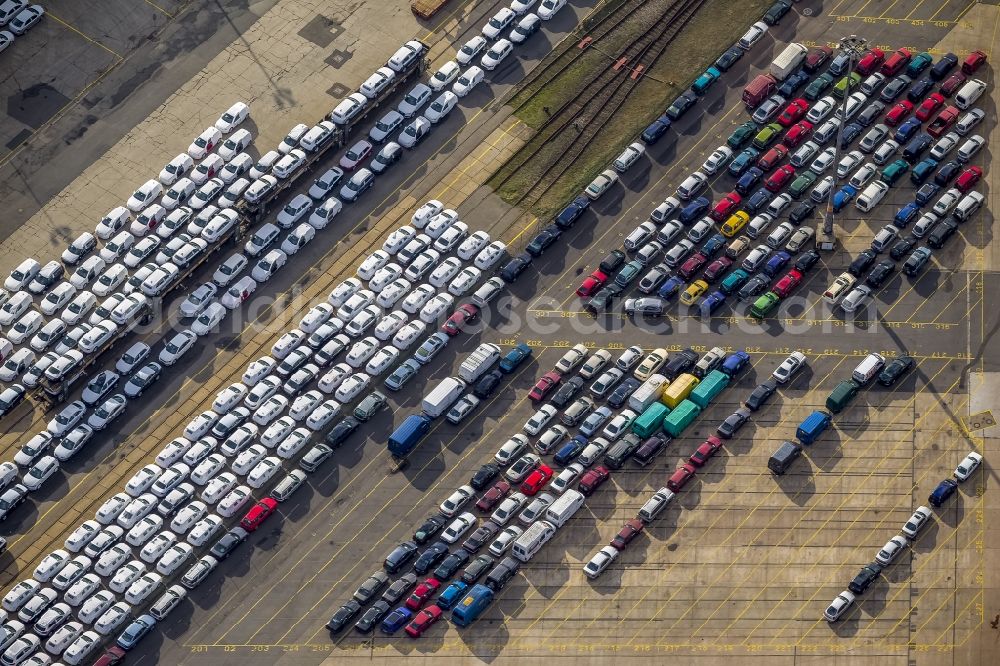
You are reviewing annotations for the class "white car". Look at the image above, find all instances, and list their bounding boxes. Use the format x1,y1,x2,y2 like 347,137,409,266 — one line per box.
94,493,130,525
475,241,507,270
125,572,164,606
33,549,70,583
188,126,222,160
47,401,86,437
439,485,474,517
216,486,252,518
170,502,207,534
289,390,324,421
251,249,287,282
772,351,806,384
159,330,197,366
271,328,306,359
807,96,836,123
191,301,227,336
109,560,147,593
410,200,443,228
954,451,983,482
550,463,584,494
345,337,380,368
429,60,461,92
159,153,195,186
247,456,282,488
376,280,411,309
156,543,194,575
490,492,527,525
701,146,733,175
202,473,239,505
187,515,224,547
481,38,513,70
425,91,458,123
524,404,557,436
453,65,485,97
901,505,932,538
840,284,873,313
46,620,84,654
233,445,268,476
276,429,311,459
537,0,566,19
488,526,523,556
583,545,619,579
281,223,316,256
440,512,477,544
64,573,102,607
242,356,276,387
139,532,176,564
116,494,157,529
824,590,855,622
420,293,454,323
483,7,515,39
77,591,116,625
127,180,163,212
125,515,163,547
306,400,342,431
392,321,426,349
191,154,225,185
190,454,226,485
125,464,163,497
369,263,403,293
448,267,481,296
2,580,39,612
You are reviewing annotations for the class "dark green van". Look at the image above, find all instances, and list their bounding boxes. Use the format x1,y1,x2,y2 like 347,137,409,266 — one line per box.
826,379,861,414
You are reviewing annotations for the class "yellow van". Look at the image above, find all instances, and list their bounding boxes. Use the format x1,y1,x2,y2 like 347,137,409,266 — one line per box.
661,373,699,409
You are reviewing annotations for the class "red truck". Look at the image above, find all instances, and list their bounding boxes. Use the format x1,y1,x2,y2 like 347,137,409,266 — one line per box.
742,74,776,109
927,105,960,137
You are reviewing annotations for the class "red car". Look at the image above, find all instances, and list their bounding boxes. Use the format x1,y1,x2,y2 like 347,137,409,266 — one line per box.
764,164,795,193
884,100,914,127
702,257,733,282
772,268,803,297
915,93,945,121
520,464,553,495
405,605,443,638
709,191,742,222
962,49,987,75
476,480,511,511
405,578,441,611
678,251,709,279
578,465,610,496
955,166,983,193
776,98,809,127
940,72,967,97
782,120,812,148
666,463,697,491
529,371,561,401
880,48,912,76
757,144,788,171
441,303,480,336
804,45,833,72
855,47,885,76
240,497,278,532
576,270,607,297
689,436,723,467
610,518,644,550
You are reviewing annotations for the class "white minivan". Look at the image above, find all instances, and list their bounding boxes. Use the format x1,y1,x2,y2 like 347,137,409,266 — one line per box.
854,181,888,212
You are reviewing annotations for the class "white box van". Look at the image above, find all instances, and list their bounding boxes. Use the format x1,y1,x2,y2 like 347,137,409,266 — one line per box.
511,520,556,562
422,377,466,418
953,191,984,222
544,489,584,528
459,343,501,383
955,79,986,110
852,352,885,384
855,181,888,212
627,374,668,413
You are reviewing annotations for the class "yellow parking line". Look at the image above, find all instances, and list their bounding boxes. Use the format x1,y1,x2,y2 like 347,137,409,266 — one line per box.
879,0,903,19
141,0,174,18
904,0,931,20
46,11,123,60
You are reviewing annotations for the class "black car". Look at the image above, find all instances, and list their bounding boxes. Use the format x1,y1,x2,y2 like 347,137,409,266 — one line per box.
662,348,699,380
470,463,500,491
500,252,532,283
879,75,911,103
716,408,751,439
413,515,446,545
599,249,626,273
934,160,961,186
0,384,26,418
607,377,640,408
641,114,672,144
737,274,770,301
794,249,820,272
354,600,390,633
840,122,864,148
383,540,419,574
788,201,815,225
903,247,932,276
525,224,561,257
878,355,914,386
326,600,362,632
484,556,520,592
210,527,248,560
0,484,29,520
927,219,958,249
762,0,791,24
848,249,878,277
855,101,885,127
743,381,777,411
326,416,360,447
555,195,590,228
865,259,896,288
714,46,743,72
462,523,500,554
735,167,764,195
473,370,503,399
928,478,959,507
902,134,933,161
778,70,810,97
585,285,621,313
848,564,883,594
381,573,417,604
804,73,834,101
929,52,958,80
906,77,935,103
665,91,698,120
461,554,495,584
123,362,162,398
550,376,584,409
413,541,449,575
889,236,917,260
434,550,471,580
914,182,941,205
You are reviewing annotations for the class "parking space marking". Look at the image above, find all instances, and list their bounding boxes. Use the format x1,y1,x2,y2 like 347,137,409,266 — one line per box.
46,11,124,60
141,0,175,18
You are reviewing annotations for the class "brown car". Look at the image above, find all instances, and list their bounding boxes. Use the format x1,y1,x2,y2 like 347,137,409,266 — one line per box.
475,481,511,512
610,518,644,550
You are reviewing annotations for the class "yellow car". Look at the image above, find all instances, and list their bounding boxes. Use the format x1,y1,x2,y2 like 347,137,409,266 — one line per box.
721,211,750,237
635,348,668,381
680,280,709,306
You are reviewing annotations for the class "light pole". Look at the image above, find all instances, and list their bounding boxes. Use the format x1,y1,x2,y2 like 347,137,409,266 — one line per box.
817,35,869,252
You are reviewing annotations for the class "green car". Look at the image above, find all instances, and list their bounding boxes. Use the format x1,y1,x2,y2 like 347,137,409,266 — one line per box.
752,123,783,150
727,121,757,149
880,158,909,185
613,260,643,288
832,72,861,98
749,291,780,319
720,268,750,295
788,171,818,198
905,51,933,78
804,73,834,101
692,66,721,95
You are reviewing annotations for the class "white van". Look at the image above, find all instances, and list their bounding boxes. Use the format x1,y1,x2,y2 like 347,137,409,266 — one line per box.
639,488,676,523
511,520,556,562
954,79,986,110
544,489,584,528
627,374,668,413
855,181,889,212
852,353,886,384
953,191,984,222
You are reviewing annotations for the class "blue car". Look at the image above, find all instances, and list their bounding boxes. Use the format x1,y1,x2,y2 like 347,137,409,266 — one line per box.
894,202,920,227
914,182,940,206
778,70,810,97
437,581,469,610
641,114,672,144
728,148,760,176
692,66,721,94
499,343,532,373
117,614,156,650
701,233,726,258
721,350,751,376
555,195,591,229
380,607,413,634
736,167,764,195
909,157,938,185
679,196,710,223
840,122,863,148
700,290,727,316
554,436,587,465
894,117,922,143
745,188,772,214
658,275,685,299
832,184,857,212
763,251,792,278
928,478,958,507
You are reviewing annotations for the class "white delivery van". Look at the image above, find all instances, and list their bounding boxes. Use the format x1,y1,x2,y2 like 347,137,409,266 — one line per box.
852,353,886,384
421,377,466,418
511,520,556,562
545,489,585,528
769,43,808,81
459,343,502,383
955,79,986,110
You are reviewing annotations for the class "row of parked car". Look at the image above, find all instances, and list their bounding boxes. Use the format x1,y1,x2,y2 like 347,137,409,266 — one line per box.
0,1,43,54
823,449,984,622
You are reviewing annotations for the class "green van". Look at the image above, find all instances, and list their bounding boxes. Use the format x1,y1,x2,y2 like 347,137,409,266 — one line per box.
749,292,780,319
826,380,861,414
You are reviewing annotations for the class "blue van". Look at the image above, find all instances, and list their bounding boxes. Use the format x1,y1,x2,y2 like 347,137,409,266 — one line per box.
796,410,832,445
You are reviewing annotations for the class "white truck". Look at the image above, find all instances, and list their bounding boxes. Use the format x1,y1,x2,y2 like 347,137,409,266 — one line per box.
769,42,808,81
422,377,466,418
458,343,502,383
